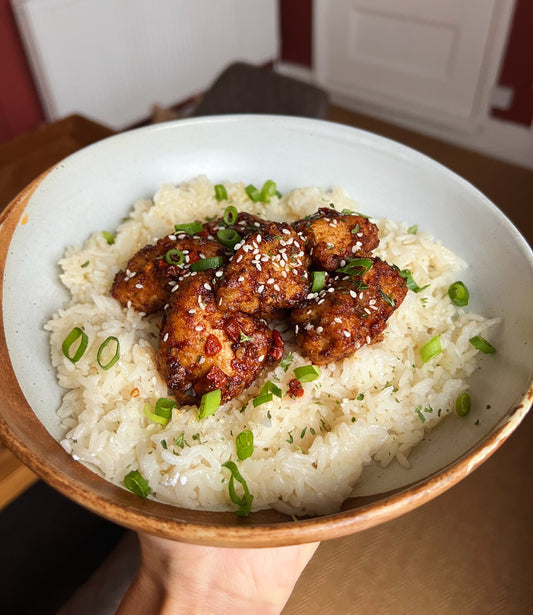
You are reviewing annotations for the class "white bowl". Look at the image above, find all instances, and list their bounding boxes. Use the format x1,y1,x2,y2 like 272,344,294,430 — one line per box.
1,115,531,546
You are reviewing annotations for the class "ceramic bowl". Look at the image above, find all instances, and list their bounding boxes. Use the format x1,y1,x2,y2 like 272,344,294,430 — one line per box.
1,115,531,547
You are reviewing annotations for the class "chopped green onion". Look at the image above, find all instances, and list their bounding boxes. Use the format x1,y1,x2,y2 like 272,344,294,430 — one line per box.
174,221,203,235
144,403,169,426
223,205,238,225
102,231,115,245
379,288,395,307
260,180,277,203
336,257,373,275
222,460,253,516
420,335,442,364
245,184,261,202
235,430,254,461
258,380,283,398
124,470,151,498
197,389,221,419
275,190,282,199
165,249,184,265
407,224,418,234
448,281,469,306
217,228,242,249
398,268,429,293
253,393,273,407
97,336,120,370
415,405,426,422
239,331,254,343
356,393,365,401
214,184,228,201
310,271,326,293
456,392,471,417
293,365,321,382
62,327,89,364
81,261,90,268
155,397,176,420
190,256,224,272
469,336,496,354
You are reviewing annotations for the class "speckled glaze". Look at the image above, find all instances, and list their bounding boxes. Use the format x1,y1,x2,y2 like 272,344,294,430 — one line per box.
1,117,532,547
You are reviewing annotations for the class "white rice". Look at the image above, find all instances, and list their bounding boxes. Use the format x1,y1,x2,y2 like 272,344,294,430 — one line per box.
45,175,498,515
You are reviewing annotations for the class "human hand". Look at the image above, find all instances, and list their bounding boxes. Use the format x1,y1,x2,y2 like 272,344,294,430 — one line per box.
116,532,319,615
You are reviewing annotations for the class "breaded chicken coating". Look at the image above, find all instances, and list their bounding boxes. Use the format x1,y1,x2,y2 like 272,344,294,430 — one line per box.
216,222,311,320
293,207,379,271
290,257,407,364
156,272,284,405
111,234,226,313
202,211,269,241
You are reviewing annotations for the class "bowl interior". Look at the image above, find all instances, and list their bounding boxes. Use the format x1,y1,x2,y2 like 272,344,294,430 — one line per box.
1,115,532,545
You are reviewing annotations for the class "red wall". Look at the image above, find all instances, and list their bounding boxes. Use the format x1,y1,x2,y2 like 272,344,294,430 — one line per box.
0,0,44,144
490,0,533,126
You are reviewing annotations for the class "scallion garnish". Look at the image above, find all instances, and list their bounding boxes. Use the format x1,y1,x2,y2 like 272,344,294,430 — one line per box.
293,365,321,382
379,288,395,307
235,429,254,461
155,397,176,420
222,460,253,516
223,205,238,225
336,257,373,275
245,184,261,202
258,380,283,398
407,224,418,234
397,268,429,293
165,249,185,266
214,184,228,201
217,228,242,249
143,403,169,426
260,180,277,203
310,271,326,293
253,393,273,407
62,327,89,363
97,336,120,370
197,389,221,419
456,392,471,417
124,470,151,498
420,335,442,364
190,256,224,272
81,261,90,268
469,336,496,354
102,231,115,245
174,221,203,235
448,281,469,306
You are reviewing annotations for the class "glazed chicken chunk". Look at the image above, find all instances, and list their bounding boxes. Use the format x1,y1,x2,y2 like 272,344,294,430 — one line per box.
111,234,226,314
156,272,284,405
293,207,380,271
215,222,311,320
290,257,407,364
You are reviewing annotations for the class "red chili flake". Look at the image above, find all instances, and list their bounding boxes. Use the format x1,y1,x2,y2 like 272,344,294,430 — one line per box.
224,318,241,342
205,365,228,389
205,334,222,356
288,378,304,398
130,387,140,398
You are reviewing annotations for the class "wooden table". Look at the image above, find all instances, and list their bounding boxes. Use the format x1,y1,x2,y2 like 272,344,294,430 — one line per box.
0,112,531,614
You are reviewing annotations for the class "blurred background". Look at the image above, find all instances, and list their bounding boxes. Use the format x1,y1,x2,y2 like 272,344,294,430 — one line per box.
0,1,532,614
1,0,532,168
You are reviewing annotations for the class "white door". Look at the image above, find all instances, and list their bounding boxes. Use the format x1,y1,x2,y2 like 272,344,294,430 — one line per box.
314,0,516,131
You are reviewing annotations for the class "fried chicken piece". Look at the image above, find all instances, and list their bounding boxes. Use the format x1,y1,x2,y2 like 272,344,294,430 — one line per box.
293,207,379,271
202,211,269,241
111,234,226,314
290,258,407,364
215,222,311,320
156,272,284,405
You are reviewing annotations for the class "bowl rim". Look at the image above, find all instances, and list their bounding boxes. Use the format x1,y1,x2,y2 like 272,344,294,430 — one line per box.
1,118,532,547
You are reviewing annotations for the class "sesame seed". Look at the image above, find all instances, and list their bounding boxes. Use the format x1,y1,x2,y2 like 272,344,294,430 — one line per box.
274,284,281,291
256,234,262,243
257,285,265,293
204,283,211,291
188,309,196,314
282,228,291,235
343,330,351,337
135,283,144,289
295,325,299,334
366,336,371,344
163,333,169,342
258,355,265,361
364,307,371,314
168,235,176,240
238,276,245,282
316,326,323,333
350,290,357,298
195,325,203,331
334,317,342,323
